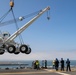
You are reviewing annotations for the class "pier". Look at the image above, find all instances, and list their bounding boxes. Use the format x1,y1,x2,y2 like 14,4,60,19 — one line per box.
0,64,28,66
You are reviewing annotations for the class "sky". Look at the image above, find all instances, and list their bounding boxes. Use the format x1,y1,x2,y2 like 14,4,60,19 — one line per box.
0,0,76,61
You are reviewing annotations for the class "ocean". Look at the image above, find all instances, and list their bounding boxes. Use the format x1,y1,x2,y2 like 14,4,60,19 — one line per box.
0,60,76,69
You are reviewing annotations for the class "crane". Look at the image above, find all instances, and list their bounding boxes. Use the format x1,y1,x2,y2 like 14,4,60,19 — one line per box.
0,6,50,55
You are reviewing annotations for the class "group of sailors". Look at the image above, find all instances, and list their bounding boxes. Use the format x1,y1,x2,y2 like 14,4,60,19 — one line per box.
53,58,71,71
32,58,71,71
32,60,40,70
32,60,47,70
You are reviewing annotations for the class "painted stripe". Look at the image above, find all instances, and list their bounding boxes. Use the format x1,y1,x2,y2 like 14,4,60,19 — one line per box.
45,69,71,75
56,72,71,75
0,71,50,75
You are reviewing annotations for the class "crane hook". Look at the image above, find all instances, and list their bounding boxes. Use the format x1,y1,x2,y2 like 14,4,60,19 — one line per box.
47,10,50,20
47,17,50,20
10,0,14,8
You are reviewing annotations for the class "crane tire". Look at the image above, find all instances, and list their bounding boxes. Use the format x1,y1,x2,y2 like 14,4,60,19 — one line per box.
7,45,16,53
20,44,28,53
0,49,5,55
14,50,20,54
25,47,31,54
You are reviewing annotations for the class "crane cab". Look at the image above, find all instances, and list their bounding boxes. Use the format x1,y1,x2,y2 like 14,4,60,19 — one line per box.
2,32,10,40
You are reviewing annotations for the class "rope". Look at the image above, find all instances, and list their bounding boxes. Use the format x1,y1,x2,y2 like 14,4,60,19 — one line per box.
23,10,41,19
0,8,12,35
0,8,12,23
11,8,24,44
0,10,41,27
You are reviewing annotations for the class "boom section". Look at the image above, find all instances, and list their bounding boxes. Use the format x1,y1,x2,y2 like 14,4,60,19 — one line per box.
4,6,50,43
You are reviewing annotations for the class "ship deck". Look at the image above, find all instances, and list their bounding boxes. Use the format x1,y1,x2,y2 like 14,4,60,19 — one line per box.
0,68,76,75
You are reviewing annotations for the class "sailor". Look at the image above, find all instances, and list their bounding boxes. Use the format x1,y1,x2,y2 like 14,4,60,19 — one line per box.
55,58,59,71
52,60,55,69
45,60,47,69
66,58,71,71
36,60,40,70
42,60,44,68
60,58,64,71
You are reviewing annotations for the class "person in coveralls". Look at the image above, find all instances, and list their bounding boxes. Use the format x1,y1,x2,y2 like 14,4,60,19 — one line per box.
45,60,47,69
60,58,64,71
55,58,59,71
66,58,71,71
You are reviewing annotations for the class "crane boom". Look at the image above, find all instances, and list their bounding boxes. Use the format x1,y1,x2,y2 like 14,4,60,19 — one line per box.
4,6,50,43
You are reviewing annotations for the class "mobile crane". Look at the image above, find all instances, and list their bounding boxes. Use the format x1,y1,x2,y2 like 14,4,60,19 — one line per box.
0,1,50,55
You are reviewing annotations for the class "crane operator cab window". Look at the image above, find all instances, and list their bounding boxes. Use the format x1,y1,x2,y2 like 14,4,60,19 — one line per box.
3,32,10,39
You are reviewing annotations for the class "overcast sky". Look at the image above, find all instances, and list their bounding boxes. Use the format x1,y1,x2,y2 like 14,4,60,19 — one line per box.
0,0,76,61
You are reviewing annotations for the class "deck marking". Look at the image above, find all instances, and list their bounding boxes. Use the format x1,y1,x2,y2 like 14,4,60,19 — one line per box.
45,69,71,75
56,72,71,75
0,71,50,75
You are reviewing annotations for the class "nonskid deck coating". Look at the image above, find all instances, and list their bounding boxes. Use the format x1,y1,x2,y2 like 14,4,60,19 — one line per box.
0,68,76,75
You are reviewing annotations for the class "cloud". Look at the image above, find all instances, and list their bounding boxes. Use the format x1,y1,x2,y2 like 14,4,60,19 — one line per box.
0,51,75,60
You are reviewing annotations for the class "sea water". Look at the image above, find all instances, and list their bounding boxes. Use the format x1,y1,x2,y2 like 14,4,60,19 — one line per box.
0,60,76,69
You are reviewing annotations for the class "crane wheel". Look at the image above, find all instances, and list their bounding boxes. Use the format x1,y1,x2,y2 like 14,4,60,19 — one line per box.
14,51,20,54
20,44,28,53
7,45,16,53
14,50,20,54
0,49,5,55
25,47,31,54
